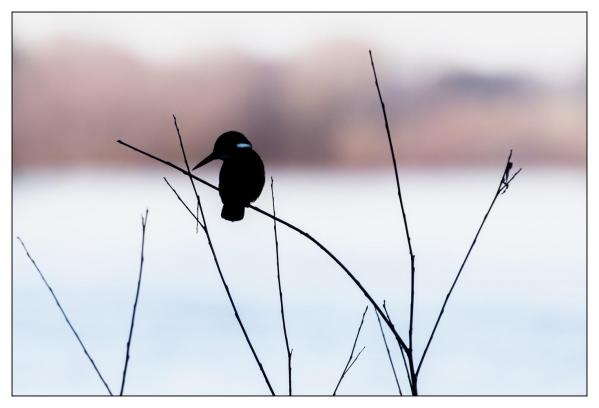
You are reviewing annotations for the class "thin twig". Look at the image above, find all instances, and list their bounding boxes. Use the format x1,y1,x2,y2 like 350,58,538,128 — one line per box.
384,301,412,391
116,139,410,355
17,237,113,395
164,178,197,220
375,305,402,395
168,117,275,395
416,151,521,376
345,346,366,374
173,115,205,230
369,49,418,395
119,209,149,395
195,202,200,233
333,306,368,396
271,177,292,395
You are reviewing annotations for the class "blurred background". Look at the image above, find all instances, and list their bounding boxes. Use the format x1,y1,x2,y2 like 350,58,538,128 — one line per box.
13,13,586,395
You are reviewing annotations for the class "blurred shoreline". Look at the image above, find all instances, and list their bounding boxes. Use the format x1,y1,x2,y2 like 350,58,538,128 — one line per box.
13,38,585,170
12,162,587,178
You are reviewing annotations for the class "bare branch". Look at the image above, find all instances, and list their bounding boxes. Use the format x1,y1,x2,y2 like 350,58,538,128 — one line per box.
370,49,419,395
417,151,522,376
271,177,292,395
120,209,149,395
17,237,113,395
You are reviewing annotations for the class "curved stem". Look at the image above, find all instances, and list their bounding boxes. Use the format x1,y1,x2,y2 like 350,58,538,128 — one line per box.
116,139,410,355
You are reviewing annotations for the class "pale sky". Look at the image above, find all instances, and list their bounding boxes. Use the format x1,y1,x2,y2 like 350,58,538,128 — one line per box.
13,12,586,80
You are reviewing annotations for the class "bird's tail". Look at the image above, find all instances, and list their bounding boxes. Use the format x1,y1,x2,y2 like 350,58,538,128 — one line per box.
221,204,245,222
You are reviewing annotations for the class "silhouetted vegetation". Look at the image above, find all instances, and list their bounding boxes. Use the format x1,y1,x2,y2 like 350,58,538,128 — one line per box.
19,51,521,396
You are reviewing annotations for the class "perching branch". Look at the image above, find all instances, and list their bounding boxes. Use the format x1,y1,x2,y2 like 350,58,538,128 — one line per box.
416,150,521,376
168,117,275,395
17,237,113,395
119,209,149,395
271,177,293,395
333,306,368,396
370,49,419,395
375,304,402,395
116,139,410,355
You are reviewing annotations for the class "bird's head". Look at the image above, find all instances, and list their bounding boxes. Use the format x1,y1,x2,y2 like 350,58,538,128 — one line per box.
193,131,252,170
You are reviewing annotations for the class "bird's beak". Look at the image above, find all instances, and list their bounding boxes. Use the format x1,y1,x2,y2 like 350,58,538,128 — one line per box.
192,152,217,170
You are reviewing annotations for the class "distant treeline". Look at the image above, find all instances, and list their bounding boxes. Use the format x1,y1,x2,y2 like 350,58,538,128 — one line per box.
13,39,585,169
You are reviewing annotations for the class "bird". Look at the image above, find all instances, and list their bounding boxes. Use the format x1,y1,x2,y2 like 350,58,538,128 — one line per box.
193,131,265,222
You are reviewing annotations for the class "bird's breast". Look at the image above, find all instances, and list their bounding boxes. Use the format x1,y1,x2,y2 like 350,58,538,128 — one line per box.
219,150,265,205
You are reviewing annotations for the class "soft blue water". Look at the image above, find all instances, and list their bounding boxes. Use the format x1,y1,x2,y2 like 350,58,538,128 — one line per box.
13,167,586,395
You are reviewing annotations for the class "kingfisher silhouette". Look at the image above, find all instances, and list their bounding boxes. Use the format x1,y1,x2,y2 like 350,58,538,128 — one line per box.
193,131,265,222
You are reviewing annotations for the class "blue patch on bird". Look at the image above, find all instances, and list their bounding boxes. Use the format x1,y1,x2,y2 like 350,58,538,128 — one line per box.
236,143,252,149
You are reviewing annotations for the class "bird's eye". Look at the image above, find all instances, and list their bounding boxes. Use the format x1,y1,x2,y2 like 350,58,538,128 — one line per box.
236,143,252,149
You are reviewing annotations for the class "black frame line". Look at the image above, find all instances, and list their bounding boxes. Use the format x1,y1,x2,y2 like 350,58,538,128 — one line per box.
10,10,588,397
